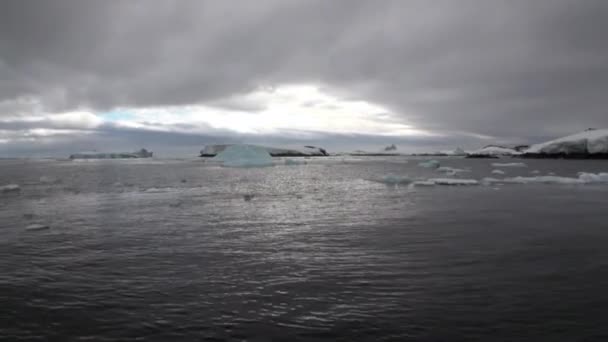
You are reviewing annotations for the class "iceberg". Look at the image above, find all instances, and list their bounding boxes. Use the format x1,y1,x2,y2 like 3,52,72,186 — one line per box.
492,162,527,168
70,148,153,159
201,144,328,157
418,160,440,169
1,184,20,193
212,144,274,168
524,129,608,158
467,145,521,158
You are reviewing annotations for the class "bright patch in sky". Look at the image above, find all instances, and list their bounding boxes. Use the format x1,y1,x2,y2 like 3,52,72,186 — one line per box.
101,84,432,137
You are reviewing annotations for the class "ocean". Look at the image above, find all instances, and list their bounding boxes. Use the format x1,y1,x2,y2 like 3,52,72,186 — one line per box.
1,156,608,341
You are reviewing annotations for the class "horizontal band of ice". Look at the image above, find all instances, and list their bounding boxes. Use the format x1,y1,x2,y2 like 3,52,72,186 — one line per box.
371,175,478,186
468,145,521,156
526,129,608,155
370,175,413,185
491,169,506,175
1,184,20,193
424,178,479,186
482,172,608,185
212,144,274,168
492,162,527,168
70,148,153,159
201,144,328,157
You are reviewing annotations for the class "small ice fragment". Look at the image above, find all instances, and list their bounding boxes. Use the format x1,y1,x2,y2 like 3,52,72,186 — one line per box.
0,184,20,193
418,160,440,169
548,172,556,176
491,169,506,175
427,178,479,186
371,175,413,185
491,162,527,168
436,167,469,175
531,170,541,174
26,224,50,231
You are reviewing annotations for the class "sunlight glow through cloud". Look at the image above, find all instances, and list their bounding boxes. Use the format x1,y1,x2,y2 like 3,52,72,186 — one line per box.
106,84,433,137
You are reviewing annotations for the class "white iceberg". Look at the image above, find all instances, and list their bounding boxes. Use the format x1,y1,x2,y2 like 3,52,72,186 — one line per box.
212,144,274,168
1,184,20,193
525,129,608,156
468,145,521,157
418,160,440,169
491,169,506,175
492,162,527,168
201,144,328,157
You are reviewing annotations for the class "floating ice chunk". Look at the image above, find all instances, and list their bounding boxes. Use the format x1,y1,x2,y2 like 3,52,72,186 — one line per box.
578,172,608,183
370,175,413,185
418,160,440,169
491,162,527,168
213,144,274,168
531,170,541,174
285,158,307,166
436,167,469,176
491,169,506,175
26,224,50,231
1,184,20,193
427,178,479,186
412,180,436,186
525,129,608,155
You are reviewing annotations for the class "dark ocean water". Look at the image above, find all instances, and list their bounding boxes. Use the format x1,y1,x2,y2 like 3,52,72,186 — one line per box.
2,156,608,341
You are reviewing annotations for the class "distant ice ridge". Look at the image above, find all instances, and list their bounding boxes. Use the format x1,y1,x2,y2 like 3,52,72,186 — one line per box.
492,162,527,168
70,148,153,159
201,144,328,157
468,145,521,156
482,172,608,185
212,144,274,168
525,129,608,155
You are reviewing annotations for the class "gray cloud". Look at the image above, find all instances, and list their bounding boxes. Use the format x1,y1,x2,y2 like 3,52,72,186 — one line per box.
2,0,608,154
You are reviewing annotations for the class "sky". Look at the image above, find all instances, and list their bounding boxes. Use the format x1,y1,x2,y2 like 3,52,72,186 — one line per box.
1,0,608,157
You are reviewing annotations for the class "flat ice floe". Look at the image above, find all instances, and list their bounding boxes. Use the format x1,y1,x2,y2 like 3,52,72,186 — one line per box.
436,166,469,176
491,162,527,168
491,169,506,175
482,172,608,185
369,175,413,185
418,160,440,169
1,184,20,193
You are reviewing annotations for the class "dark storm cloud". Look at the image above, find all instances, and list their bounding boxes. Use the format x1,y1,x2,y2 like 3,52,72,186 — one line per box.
2,0,608,148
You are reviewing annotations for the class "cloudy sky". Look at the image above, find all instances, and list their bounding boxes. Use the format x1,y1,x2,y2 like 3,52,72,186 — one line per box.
1,0,607,156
